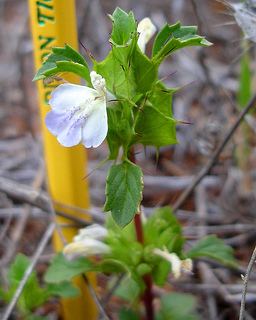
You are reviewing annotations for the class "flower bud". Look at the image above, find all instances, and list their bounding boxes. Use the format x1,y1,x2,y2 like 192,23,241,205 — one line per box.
181,258,193,274
137,17,157,53
73,224,108,242
63,238,111,261
154,248,193,279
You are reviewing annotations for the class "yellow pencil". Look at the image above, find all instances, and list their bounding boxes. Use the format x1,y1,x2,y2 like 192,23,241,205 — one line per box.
28,0,97,318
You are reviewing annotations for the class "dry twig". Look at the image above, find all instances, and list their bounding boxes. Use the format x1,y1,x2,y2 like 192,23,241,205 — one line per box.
172,94,256,212
0,162,45,267
239,245,256,320
82,275,110,320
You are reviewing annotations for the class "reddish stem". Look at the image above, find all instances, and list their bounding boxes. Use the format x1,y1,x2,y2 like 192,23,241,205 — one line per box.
129,148,154,320
134,213,144,243
143,274,154,320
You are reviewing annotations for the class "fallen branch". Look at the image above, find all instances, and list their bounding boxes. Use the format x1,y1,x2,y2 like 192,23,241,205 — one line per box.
0,176,51,212
0,176,104,224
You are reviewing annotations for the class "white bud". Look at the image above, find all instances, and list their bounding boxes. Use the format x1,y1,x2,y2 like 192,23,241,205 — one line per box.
137,17,157,53
181,258,193,274
73,224,108,242
168,253,182,279
154,248,193,279
63,238,111,261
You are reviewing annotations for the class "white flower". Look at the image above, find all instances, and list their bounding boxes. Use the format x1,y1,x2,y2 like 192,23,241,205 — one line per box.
154,248,193,279
137,17,157,53
46,71,108,148
73,224,108,242
63,238,111,261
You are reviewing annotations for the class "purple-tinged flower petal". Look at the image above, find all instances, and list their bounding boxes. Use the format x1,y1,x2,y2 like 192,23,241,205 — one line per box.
57,120,82,147
45,111,71,136
46,109,84,147
81,101,108,148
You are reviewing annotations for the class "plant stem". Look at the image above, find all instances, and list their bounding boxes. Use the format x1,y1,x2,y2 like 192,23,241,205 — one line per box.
143,274,154,320
134,213,144,243
134,212,154,320
129,148,154,320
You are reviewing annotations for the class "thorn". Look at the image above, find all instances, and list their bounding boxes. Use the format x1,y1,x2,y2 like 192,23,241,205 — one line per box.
108,99,120,103
178,120,193,125
82,158,108,180
159,71,178,82
79,40,95,61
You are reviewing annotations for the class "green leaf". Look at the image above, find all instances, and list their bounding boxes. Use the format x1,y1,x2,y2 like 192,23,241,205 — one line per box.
156,293,199,320
134,83,177,147
106,108,123,159
110,8,136,45
132,48,158,93
52,45,88,66
238,50,251,109
8,254,30,286
119,308,140,320
42,61,90,82
33,53,68,81
95,51,136,99
98,258,130,274
143,207,184,286
44,253,93,283
153,23,196,56
96,46,158,99
151,259,171,287
104,215,147,287
135,105,177,147
47,281,80,298
104,161,143,227
144,207,184,253
114,276,140,302
7,254,48,313
101,244,145,290
106,212,137,242
187,235,237,267
95,10,137,98
96,8,157,98
34,44,91,84
152,21,211,63
105,102,136,160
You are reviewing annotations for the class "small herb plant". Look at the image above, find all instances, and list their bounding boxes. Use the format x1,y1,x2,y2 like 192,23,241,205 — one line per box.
0,254,78,320
31,8,237,319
